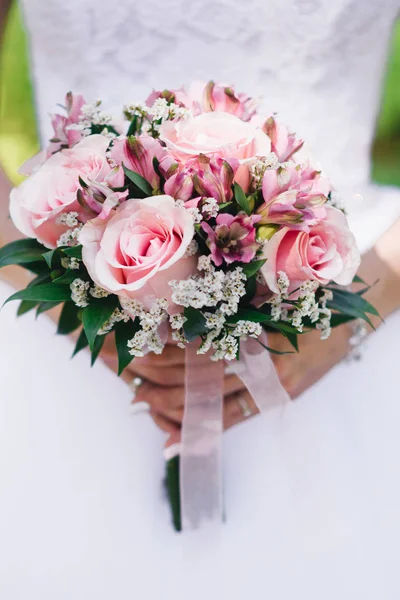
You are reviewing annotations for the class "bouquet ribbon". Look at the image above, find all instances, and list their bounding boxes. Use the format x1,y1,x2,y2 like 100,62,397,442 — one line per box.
180,335,290,530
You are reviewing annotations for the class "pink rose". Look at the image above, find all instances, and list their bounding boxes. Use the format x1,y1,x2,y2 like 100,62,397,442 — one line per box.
188,81,258,121
110,134,166,190
159,112,271,190
9,135,122,248
79,195,196,309
261,206,360,295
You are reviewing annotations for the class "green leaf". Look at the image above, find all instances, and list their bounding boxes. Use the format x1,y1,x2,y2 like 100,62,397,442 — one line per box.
330,313,355,328
257,339,294,355
42,249,60,268
114,318,141,375
36,301,61,316
227,308,272,324
62,245,82,259
17,300,38,316
57,302,81,335
0,238,47,268
353,275,366,284
123,164,153,196
126,115,139,137
28,272,52,287
19,261,49,275
91,335,106,366
242,259,266,278
257,313,300,334
283,331,299,352
183,307,208,342
5,284,72,305
233,183,251,215
82,298,117,350
327,287,379,318
72,328,89,357
52,269,82,284
242,274,257,304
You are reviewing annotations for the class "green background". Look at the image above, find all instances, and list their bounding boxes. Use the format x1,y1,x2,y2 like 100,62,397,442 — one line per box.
1,3,399,186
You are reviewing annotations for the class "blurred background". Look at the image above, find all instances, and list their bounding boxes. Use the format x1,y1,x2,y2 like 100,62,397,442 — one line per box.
0,3,400,187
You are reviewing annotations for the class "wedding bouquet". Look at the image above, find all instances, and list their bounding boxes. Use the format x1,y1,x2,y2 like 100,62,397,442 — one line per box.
0,82,377,530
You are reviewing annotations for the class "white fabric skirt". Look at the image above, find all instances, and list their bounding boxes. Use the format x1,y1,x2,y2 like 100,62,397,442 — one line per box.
0,274,399,600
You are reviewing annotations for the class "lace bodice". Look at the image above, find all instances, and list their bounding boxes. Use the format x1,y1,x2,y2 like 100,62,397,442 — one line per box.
19,0,400,249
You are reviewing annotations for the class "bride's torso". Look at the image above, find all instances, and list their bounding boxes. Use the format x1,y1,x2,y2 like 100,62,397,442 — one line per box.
20,0,400,251
21,0,398,187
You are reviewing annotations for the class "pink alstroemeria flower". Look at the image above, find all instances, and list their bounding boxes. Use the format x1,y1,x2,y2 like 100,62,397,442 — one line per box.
189,81,258,121
202,212,261,266
263,116,303,162
110,134,166,190
48,92,86,155
257,163,330,230
192,155,238,203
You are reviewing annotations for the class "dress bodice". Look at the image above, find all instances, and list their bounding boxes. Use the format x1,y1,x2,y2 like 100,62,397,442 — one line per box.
19,0,400,250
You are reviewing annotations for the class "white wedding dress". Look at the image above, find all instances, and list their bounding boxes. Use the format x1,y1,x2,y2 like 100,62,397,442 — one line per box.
1,0,400,598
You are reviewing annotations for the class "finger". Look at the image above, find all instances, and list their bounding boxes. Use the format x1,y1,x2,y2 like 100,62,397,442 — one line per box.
101,351,186,387
135,345,185,367
223,390,259,430
150,410,181,438
135,382,184,413
130,364,185,387
137,375,246,423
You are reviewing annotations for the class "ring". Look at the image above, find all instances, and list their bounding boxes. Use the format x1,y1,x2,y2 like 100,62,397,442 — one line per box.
237,395,252,419
129,376,143,398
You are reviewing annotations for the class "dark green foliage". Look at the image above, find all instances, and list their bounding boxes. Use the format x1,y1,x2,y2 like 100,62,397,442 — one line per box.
57,302,81,335
183,307,208,341
114,318,141,375
82,297,117,350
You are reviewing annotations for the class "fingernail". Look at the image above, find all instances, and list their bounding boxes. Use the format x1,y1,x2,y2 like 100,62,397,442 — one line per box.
164,443,181,461
129,401,151,415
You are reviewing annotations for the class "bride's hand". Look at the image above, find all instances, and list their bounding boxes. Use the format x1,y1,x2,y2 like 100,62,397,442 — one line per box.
117,326,350,445
102,219,400,442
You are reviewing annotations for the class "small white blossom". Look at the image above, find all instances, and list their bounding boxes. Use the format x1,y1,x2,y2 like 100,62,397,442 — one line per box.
233,320,262,338
98,308,130,335
188,207,202,224
57,224,83,247
184,239,199,258
169,314,187,330
250,153,279,187
147,98,189,123
119,297,145,318
204,311,226,330
277,271,290,296
70,278,90,308
172,329,189,349
291,310,304,332
56,212,79,227
197,255,213,272
61,256,80,270
211,334,239,362
201,197,219,219
327,190,346,212
90,285,110,299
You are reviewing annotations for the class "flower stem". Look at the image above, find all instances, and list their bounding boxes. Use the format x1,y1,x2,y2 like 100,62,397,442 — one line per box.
165,455,181,532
